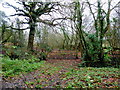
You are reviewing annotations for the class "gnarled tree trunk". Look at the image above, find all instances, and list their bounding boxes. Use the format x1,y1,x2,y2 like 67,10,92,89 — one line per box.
27,21,36,51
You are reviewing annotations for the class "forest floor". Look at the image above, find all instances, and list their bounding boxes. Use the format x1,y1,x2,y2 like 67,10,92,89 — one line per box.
2,50,120,88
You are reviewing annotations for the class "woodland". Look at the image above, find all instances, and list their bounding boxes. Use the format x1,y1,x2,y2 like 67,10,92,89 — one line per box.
0,0,120,88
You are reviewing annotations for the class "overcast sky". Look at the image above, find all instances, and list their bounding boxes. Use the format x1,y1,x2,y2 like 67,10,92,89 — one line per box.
0,0,119,34
0,0,119,16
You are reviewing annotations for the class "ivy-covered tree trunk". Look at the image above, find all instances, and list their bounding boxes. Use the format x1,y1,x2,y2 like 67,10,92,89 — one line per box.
97,1,104,66
1,21,5,44
74,1,92,66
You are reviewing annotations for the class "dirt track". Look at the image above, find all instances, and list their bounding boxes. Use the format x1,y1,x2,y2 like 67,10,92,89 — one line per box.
2,50,81,88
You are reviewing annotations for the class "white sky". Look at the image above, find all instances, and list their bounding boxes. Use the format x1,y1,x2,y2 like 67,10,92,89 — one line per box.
0,0,119,37
0,0,119,31
0,0,119,16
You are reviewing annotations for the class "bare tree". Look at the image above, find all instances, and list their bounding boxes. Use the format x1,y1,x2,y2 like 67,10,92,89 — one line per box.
5,1,61,51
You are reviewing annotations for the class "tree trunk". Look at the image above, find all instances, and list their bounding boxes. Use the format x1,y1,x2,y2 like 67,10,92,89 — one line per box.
27,22,36,51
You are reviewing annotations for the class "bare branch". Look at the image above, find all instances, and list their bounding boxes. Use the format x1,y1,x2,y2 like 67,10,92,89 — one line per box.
9,13,27,17
37,17,71,26
110,1,120,12
4,2,29,17
7,26,30,31
86,1,96,21
37,18,57,26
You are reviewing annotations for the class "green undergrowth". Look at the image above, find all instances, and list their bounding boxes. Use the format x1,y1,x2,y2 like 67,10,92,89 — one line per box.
61,67,120,88
24,66,119,88
2,56,45,77
1,56,120,88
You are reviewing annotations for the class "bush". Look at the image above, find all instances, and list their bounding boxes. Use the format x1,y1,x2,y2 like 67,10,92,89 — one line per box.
38,52,47,60
2,45,27,59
